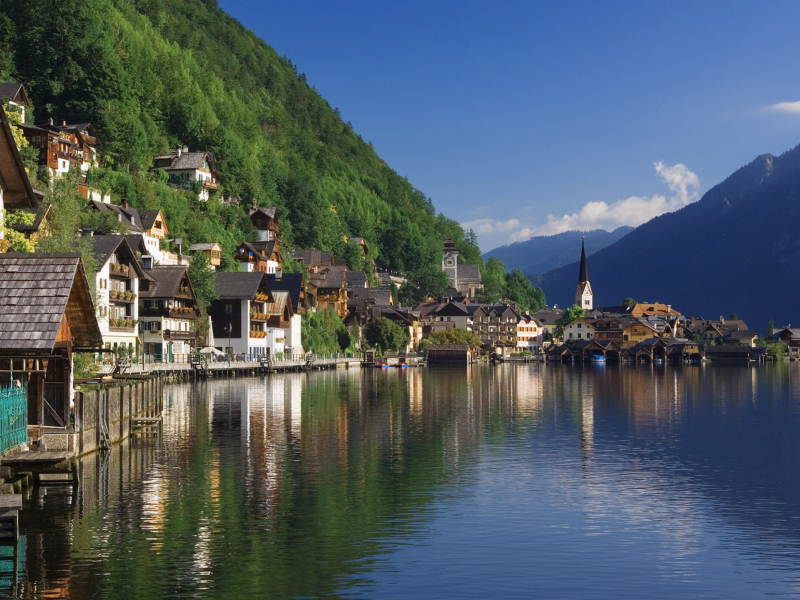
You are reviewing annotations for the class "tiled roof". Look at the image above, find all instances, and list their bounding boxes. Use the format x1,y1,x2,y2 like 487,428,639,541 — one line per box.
161,151,213,171
0,254,102,351
458,264,482,283
214,271,272,300
139,266,191,300
290,249,334,266
249,207,277,220
265,273,304,310
189,242,220,252
263,290,290,317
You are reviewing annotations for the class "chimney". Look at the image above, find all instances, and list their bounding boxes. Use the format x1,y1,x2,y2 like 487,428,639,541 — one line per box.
720,316,725,324
120,197,129,209
275,268,282,280
182,145,188,153
176,145,182,158
81,227,94,237
48,117,53,126
142,255,153,271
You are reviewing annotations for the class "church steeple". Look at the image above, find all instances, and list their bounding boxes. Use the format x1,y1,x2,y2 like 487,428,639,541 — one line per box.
578,237,588,284
575,237,593,309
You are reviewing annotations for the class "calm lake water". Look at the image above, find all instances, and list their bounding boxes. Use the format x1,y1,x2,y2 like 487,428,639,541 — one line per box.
6,363,800,599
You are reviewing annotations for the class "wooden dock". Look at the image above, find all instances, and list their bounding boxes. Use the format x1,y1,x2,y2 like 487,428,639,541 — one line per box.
100,357,362,379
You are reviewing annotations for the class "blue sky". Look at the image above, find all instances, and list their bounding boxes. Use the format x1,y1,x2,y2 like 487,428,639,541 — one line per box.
220,0,800,252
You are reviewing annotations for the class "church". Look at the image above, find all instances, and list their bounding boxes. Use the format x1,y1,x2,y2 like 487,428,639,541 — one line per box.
576,237,593,309
442,238,483,297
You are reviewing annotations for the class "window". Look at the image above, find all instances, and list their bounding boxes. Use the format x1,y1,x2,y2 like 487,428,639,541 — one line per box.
225,303,233,315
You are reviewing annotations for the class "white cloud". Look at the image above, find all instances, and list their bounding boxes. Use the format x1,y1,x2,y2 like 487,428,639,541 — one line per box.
460,217,521,236
770,101,800,114
518,161,700,239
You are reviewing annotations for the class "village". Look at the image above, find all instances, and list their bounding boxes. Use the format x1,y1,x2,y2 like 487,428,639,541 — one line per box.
0,81,798,461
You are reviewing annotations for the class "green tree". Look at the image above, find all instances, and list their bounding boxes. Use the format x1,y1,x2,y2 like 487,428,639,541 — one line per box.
622,297,636,309
553,304,585,340
505,270,546,313
365,318,406,353
767,319,775,340
427,328,481,347
187,251,217,313
478,257,506,303
336,328,351,353
730,312,738,320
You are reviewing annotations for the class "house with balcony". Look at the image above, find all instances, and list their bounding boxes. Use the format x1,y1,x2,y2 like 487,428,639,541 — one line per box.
19,119,99,182
138,263,199,363
307,270,348,318
265,272,306,357
209,272,275,359
289,249,335,274
0,83,31,123
90,235,149,354
151,146,219,201
188,242,222,269
236,240,282,274
249,206,282,244
516,315,543,353
472,304,520,349
261,290,295,359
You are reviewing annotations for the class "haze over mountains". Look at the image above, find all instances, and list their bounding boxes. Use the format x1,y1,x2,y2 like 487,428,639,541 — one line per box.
483,227,633,277
533,145,800,332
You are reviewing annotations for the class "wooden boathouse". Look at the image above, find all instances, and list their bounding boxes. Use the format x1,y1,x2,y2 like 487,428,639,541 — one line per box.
426,344,477,365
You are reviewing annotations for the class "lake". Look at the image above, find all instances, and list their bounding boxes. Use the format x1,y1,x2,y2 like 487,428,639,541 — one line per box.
8,363,800,599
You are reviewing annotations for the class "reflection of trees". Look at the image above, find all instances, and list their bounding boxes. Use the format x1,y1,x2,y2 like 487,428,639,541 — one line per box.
21,366,544,598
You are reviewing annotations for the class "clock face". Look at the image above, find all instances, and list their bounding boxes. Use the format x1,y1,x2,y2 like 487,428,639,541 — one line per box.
445,252,453,259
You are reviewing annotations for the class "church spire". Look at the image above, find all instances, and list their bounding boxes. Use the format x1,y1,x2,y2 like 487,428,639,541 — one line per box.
578,236,588,284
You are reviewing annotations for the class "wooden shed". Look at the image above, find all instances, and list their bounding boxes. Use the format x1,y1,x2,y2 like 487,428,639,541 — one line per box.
0,254,102,436
426,344,477,365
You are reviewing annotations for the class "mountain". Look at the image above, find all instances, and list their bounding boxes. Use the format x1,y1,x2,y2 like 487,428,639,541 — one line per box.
483,227,633,276
0,0,481,286
534,147,800,332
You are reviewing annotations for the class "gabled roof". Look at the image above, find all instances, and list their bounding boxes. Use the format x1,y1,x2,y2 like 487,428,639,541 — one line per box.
724,329,758,340
0,104,38,209
89,236,147,279
347,270,368,288
265,273,304,310
0,253,102,351
433,302,470,317
189,242,221,252
530,308,564,325
310,272,345,290
263,290,292,318
158,150,216,172
138,209,163,231
0,83,29,107
290,249,334,266
458,264,482,283
214,271,273,301
249,206,277,221
122,234,148,256
139,266,195,301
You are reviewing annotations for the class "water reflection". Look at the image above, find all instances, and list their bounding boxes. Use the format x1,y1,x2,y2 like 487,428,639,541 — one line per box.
6,364,800,598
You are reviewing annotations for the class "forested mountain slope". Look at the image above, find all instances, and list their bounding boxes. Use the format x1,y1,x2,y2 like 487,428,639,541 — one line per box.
535,147,800,331
0,0,479,285
483,227,633,277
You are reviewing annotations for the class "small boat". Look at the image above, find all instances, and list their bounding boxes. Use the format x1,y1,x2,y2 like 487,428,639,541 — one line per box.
590,355,606,363
395,363,409,369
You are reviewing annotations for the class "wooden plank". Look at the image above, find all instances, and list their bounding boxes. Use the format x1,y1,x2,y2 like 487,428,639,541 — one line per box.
0,496,22,510
37,473,74,484
1,450,72,463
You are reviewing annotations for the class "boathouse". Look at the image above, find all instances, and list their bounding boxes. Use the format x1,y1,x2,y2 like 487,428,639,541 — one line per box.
0,253,102,449
426,344,477,365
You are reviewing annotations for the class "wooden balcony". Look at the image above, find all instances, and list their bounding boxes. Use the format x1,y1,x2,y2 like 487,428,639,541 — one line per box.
163,330,196,341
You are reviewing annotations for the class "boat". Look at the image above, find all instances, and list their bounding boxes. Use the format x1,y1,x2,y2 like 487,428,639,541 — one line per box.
590,354,606,363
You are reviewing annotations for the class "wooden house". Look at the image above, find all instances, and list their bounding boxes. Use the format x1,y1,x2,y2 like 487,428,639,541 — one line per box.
265,273,306,356
262,290,295,358
188,242,222,269
236,240,282,274
289,249,335,274
0,253,102,438
88,199,168,262
19,119,99,180
249,206,282,244
307,271,348,318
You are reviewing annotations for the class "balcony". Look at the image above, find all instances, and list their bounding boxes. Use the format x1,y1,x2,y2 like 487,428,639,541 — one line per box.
202,180,218,190
109,318,138,332
109,263,132,278
250,311,268,322
140,306,197,319
109,290,137,303
163,330,196,341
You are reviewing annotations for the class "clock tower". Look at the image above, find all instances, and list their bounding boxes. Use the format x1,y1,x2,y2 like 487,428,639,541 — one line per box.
442,238,459,290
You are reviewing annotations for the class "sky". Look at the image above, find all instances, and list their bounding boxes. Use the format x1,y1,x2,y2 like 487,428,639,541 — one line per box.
220,0,800,252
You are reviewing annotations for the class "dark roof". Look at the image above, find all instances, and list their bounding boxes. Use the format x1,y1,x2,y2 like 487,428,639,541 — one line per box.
138,209,162,231
578,238,588,284
433,302,470,317
160,150,215,172
291,249,334,266
347,271,368,288
0,253,102,350
458,264,482,283
139,266,192,300
724,329,758,339
0,105,37,209
368,286,393,306
189,242,220,252
593,305,633,317
249,206,277,220
265,273,304,309
443,238,457,251
0,83,28,106
214,271,273,301
531,308,564,325
123,234,148,255
311,272,345,290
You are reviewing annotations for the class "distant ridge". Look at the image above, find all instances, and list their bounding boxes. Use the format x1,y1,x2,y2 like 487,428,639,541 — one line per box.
534,146,800,333
483,227,633,276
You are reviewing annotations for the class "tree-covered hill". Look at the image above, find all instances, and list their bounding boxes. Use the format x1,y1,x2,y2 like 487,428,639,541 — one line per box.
0,0,479,288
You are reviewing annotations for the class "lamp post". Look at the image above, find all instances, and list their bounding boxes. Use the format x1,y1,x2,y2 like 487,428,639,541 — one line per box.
223,323,232,362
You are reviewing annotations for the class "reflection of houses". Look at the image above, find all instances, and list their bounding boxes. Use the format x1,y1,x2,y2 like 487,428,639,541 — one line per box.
151,146,218,201
88,198,169,263
236,240,282,274
0,253,102,434
209,272,274,358
138,263,199,363
90,235,148,353
265,273,306,357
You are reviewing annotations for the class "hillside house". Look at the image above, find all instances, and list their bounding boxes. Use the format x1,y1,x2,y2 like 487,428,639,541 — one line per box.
138,264,199,363
265,273,305,357
209,272,274,359
88,199,170,263
188,242,222,269
307,271,348,318
90,236,148,354
290,249,335,273
0,104,39,246
249,206,282,244
630,303,682,319
0,83,31,124
723,329,759,347
0,254,102,436
236,240,282,274
152,147,219,201
19,120,99,182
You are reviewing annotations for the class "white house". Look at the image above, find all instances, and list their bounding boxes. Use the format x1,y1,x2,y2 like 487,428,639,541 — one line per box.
151,147,219,201
90,235,148,354
564,318,596,341
516,316,543,353
266,272,305,359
